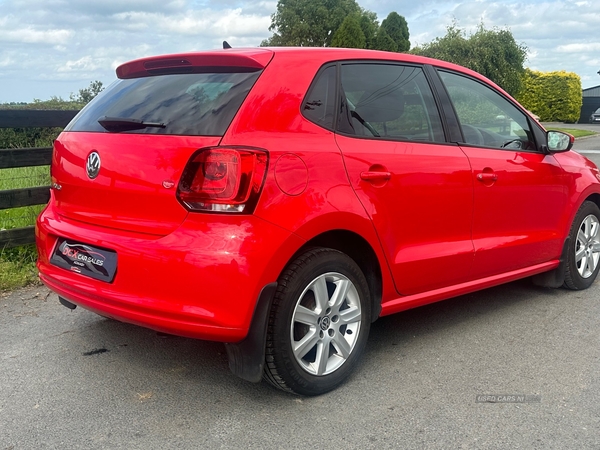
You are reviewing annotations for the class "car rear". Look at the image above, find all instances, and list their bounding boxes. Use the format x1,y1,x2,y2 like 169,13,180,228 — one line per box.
36,49,299,341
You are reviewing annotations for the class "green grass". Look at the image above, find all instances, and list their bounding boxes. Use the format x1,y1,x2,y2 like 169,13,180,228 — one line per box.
550,128,598,139
0,245,40,291
0,166,50,291
0,166,50,230
0,105,80,291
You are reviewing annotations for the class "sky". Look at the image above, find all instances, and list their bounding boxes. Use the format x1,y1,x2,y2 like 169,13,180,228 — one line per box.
0,0,599,103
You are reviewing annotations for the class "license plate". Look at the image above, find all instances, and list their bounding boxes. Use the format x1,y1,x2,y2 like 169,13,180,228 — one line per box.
51,239,118,282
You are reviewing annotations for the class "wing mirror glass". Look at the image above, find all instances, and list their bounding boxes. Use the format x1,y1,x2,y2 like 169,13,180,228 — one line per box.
547,130,574,153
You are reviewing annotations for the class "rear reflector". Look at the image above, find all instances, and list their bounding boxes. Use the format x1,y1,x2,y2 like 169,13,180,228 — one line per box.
177,147,268,213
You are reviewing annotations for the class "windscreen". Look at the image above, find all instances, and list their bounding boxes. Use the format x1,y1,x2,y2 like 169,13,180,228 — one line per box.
66,71,261,136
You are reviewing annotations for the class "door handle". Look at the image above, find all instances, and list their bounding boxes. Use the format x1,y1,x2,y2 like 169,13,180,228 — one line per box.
476,172,498,182
360,171,391,182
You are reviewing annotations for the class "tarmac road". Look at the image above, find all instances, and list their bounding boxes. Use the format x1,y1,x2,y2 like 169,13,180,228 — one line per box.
2,278,599,449
2,126,600,449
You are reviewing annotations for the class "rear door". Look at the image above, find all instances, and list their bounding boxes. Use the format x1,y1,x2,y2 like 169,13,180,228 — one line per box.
334,62,474,296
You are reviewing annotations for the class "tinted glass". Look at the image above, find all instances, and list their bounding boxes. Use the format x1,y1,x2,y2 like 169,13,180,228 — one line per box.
439,71,535,150
303,65,336,129
66,72,261,136
338,64,445,142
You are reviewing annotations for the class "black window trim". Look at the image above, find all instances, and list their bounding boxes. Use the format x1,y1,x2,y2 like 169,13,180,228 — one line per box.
423,64,463,143
300,62,339,132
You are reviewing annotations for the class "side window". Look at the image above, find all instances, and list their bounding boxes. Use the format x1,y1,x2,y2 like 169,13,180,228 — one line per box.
438,70,535,150
338,63,445,142
302,65,336,129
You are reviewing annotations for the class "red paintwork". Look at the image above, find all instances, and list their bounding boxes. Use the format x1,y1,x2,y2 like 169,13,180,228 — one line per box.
52,133,221,235
36,47,600,343
335,136,474,295
37,196,305,341
463,148,569,278
116,48,274,79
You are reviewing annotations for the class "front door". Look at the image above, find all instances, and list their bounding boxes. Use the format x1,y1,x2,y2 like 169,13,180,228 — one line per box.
437,70,569,279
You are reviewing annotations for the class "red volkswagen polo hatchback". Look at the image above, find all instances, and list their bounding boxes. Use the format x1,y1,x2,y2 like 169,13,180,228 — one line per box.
37,47,600,395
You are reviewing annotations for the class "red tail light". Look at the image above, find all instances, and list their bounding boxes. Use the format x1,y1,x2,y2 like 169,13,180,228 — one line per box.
177,147,268,213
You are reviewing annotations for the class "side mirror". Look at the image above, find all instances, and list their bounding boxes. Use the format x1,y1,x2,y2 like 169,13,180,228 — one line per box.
546,130,574,153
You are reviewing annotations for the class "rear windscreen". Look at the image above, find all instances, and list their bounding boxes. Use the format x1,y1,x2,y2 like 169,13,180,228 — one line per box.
66,71,261,136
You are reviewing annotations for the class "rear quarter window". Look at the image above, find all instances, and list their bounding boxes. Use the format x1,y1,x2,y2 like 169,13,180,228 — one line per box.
66,71,261,136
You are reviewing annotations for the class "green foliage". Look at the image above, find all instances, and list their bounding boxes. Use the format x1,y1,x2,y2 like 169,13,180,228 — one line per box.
0,81,101,291
0,127,61,149
261,0,363,46
0,80,102,150
0,80,104,111
412,23,527,97
331,15,366,48
373,28,398,52
0,167,47,291
71,80,104,104
517,69,582,123
445,86,503,125
261,1,410,54
0,245,40,291
358,12,378,50
380,12,410,52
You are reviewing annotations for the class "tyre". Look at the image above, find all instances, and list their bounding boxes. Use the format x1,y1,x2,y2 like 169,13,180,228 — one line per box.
564,201,600,290
263,248,371,395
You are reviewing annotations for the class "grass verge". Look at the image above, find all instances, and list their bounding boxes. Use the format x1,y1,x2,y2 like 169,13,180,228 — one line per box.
550,128,598,139
0,245,40,292
1,166,49,291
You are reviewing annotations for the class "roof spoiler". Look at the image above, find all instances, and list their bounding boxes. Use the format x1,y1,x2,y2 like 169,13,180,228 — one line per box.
116,50,273,79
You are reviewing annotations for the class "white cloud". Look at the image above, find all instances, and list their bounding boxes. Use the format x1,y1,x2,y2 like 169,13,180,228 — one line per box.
1,0,600,102
58,56,107,73
0,26,72,45
557,43,600,53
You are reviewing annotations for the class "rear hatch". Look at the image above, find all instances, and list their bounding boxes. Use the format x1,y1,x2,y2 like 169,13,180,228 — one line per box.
52,49,273,236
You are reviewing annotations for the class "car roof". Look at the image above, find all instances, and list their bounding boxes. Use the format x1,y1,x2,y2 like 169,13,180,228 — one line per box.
261,47,506,97
116,46,503,96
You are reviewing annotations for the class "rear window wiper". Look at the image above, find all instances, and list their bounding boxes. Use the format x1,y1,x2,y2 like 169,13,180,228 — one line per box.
98,116,166,132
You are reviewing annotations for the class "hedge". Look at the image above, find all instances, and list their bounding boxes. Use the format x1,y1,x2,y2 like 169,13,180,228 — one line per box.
517,69,582,123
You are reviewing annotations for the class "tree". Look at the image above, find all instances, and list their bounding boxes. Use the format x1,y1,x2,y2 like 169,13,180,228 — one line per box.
412,23,527,97
373,28,397,52
72,80,104,104
517,69,582,123
358,11,378,50
261,0,364,47
331,15,366,48
380,12,410,52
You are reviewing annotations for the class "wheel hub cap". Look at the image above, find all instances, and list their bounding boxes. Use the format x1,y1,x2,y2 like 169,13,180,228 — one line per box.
576,214,600,279
290,272,362,376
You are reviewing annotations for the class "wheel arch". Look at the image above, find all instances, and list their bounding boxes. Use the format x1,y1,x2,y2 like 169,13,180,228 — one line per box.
225,227,385,384
584,192,600,211
534,193,600,288
288,229,383,322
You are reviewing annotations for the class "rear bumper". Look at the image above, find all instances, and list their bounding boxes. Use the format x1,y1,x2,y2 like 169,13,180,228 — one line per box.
36,200,301,342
